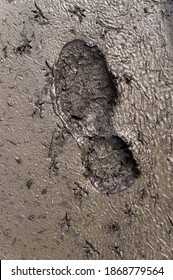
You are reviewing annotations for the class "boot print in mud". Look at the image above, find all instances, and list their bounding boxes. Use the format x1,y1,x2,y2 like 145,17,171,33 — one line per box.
52,39,140,194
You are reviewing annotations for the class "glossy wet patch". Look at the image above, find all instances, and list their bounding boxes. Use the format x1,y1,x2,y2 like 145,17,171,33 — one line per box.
54,39,140,194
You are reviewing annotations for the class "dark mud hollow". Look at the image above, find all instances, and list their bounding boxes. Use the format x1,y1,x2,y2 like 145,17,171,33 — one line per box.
54,39,140,194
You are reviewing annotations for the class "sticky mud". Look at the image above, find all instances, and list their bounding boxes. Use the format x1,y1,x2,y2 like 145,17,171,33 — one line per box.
54,39,140,194
1,0,173,260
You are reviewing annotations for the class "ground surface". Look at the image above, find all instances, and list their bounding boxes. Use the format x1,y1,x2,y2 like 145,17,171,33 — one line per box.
0,0,173,259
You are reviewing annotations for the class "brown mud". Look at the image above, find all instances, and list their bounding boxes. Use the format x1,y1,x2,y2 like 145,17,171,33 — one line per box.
0,0,173,259
54,39,140,194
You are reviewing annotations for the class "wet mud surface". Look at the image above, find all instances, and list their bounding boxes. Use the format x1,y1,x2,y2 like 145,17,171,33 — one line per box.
54,39,140,194
0,0,173,259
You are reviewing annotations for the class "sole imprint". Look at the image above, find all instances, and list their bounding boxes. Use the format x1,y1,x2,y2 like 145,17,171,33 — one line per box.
54,39,140,194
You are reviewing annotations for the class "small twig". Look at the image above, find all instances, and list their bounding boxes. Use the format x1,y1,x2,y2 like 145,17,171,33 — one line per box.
32,2,49,24
68,5,86,23
48,129,56,157
2,46,8,58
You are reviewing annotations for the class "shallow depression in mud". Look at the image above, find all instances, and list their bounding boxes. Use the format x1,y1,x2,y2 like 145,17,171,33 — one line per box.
53,39,140,194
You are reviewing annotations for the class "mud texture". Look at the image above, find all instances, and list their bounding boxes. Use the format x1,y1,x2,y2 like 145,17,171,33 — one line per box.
0,0,173,260
54,39,140,194
81,136,140,194
55,40,116,139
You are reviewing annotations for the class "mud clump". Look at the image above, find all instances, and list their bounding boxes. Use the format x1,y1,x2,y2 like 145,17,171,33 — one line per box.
54,39,140,194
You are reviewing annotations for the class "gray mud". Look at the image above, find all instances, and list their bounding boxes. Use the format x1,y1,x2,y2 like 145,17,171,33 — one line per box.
54,39,140,194
0,0,173,260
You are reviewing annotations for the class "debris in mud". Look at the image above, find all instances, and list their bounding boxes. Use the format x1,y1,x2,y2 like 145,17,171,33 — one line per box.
144,7,148,14
167,215,173,235
44,60,54,77
32,95,44,118
104,221,120,234
72,182,89,207
66,180,89,207
53,39,140,194
68,5,86,23
2,46,8,58
72,182,88,200
123,203,136,226
48,127,67,158
124,203,135,217
60,213,71,232
109,244,124,258
48,129,56,158
28,214,34,221
49,154,59,175
41,188,47,195
26,179,33,189
32,2,49,25
14,39,32,55
47,127,69,176
83,240,100,259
